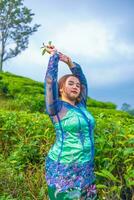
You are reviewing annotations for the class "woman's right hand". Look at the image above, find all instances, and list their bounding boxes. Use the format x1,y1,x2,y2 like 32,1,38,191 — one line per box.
45,44,58,55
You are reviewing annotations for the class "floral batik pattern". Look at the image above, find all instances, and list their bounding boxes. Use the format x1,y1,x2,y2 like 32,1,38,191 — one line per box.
45,157,96,193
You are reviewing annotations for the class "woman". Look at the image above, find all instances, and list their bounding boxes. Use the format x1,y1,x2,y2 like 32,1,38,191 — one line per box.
44,44,97,200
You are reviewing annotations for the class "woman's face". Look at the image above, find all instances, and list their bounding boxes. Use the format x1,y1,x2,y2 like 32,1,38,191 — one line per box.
60,76,81,101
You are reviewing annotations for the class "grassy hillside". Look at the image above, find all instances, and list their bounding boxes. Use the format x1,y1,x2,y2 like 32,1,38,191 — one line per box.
0,71,134,200
0,71,117,112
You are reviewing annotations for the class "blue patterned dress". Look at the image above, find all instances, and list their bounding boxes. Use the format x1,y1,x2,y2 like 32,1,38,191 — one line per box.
44,53,97,199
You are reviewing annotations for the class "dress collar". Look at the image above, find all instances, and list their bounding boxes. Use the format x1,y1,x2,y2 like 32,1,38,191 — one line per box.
60,100,80,108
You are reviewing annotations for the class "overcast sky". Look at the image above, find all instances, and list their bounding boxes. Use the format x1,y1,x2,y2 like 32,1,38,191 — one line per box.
4,0,134,109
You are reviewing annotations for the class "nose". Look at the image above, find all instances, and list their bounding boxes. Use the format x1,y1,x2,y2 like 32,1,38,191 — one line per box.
72,84,79,90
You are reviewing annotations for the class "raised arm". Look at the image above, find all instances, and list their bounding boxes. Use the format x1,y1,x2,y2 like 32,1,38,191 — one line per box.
44,53,60,116
70,62,88,106
59,53,88,107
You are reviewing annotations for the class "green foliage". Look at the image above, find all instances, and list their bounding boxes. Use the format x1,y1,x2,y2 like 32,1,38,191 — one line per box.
0,72,44,96
87,97,117,109
0,72,134,199
0,0,40,71
0,108,134,199
121,103,134,116
0,71,116,111
0,110,54,199
0,72,45,112
41,41,52,55
89,107,134,199
128,109,134,116
121,103,131,111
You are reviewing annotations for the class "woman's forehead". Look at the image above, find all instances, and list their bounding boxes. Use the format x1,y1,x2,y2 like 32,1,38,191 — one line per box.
66,76,80,84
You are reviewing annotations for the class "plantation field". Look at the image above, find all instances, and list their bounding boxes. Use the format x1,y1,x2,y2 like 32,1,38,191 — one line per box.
0,72,134,200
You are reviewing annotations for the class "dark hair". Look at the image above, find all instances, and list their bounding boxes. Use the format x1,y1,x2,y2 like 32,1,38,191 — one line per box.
58,74,82,103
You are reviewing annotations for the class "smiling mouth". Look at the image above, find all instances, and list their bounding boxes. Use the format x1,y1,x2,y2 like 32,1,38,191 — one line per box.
71,91,78,94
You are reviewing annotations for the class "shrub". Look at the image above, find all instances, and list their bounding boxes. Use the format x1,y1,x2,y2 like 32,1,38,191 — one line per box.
0,109,134,199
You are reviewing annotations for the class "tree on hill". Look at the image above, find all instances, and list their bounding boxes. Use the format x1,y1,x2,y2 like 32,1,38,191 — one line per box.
121,103,131,112
0,0,40,71
121,103,134,116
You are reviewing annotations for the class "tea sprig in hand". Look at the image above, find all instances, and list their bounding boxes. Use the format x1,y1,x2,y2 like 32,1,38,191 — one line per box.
41,41,55,55
41,42,74,67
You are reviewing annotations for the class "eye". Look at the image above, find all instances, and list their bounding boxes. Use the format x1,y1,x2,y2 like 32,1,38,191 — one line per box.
68,82,73,85
76,84,80,88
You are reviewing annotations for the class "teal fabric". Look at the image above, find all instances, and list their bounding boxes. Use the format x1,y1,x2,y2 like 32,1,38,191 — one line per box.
47,184,98,200
48,105,95,164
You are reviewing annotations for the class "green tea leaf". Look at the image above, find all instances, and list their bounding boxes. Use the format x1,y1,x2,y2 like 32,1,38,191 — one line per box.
42,48,46,55
96,169,120,183
48,41,52,45
96,184,107,189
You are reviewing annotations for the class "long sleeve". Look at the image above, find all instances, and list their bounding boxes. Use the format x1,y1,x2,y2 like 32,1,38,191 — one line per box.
44,53,60,116
70,62,88,107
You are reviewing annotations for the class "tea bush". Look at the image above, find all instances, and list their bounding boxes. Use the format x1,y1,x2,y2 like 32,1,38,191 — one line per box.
0,110,54,199
0,72,134,199
0,109,134,199
89,107,134,199
0,72,117,111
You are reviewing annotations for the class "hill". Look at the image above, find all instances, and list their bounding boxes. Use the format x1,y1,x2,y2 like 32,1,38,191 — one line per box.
0,71,134,200
0,71,117,112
